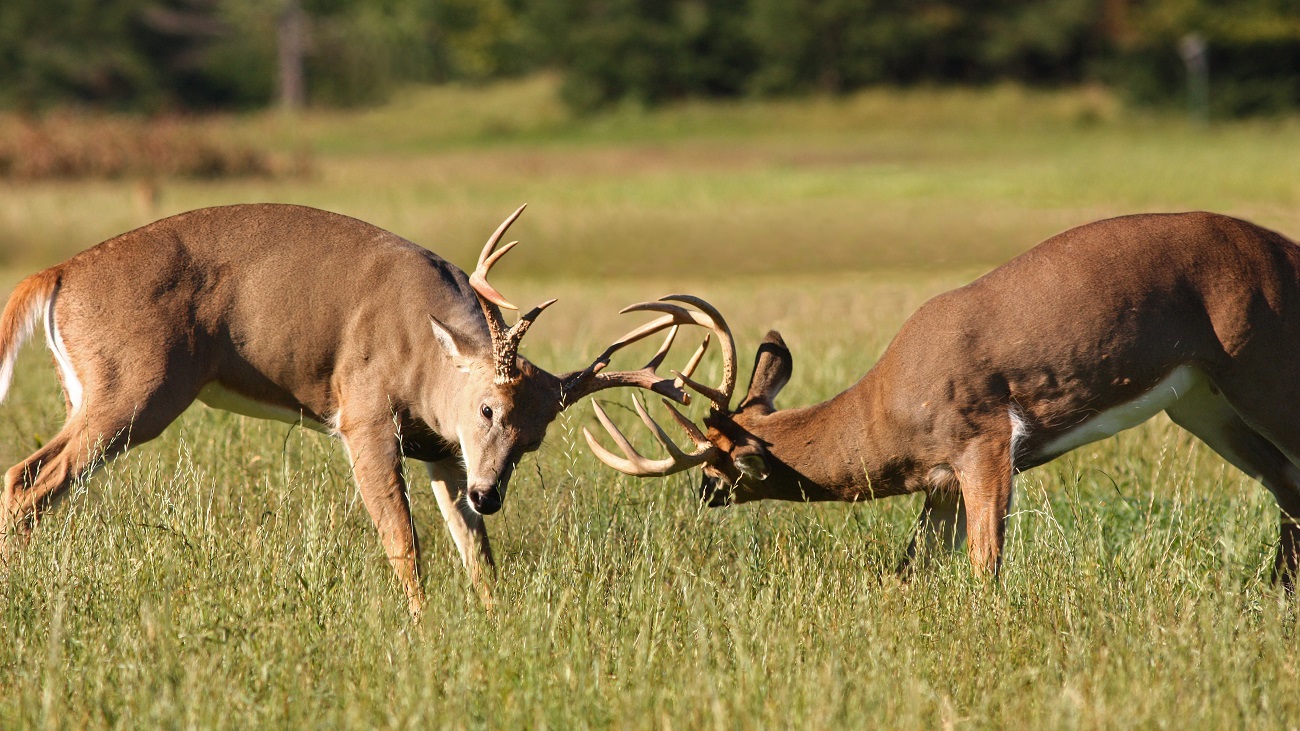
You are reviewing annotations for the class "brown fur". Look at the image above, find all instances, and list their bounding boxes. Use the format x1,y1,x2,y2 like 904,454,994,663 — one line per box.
0,204,653,615
696,212,1300,586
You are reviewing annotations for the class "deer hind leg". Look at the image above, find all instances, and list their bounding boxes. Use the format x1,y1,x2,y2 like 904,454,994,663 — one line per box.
337,417,425,616
425,458,495,609
1,387,194,559
2,419,101,556
1168,379,1300,591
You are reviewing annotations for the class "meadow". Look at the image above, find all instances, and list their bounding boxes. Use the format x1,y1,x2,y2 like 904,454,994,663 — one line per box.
1,77,1299,728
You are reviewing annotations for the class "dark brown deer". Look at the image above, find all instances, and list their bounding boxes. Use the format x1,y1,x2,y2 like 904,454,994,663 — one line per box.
586,212,1300,588
0,204,726,614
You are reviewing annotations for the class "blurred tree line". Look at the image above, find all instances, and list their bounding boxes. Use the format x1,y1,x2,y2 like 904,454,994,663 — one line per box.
0,0,1296,116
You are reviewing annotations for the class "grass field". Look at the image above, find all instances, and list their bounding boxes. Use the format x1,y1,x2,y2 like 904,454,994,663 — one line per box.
2,77,1300,728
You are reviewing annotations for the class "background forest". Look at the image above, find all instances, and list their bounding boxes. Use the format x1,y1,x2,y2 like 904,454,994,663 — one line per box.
2,0,1298,117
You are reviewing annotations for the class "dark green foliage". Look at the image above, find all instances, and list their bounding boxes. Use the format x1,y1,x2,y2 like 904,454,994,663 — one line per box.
0,0,158,110
0,0,1297,116
519,0,756,111
1103,0,1300,117
557,0,1105,101
533,0,1300,115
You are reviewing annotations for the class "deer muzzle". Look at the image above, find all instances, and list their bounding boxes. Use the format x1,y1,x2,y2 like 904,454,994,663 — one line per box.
467,485,502,515
699,473,735,508
466,461,514,515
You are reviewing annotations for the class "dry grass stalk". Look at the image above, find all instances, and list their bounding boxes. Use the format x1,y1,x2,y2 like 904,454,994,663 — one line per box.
0,113,309,180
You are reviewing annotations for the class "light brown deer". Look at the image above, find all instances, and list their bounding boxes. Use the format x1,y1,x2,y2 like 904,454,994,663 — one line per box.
0,203,726,614
587,212,1300,589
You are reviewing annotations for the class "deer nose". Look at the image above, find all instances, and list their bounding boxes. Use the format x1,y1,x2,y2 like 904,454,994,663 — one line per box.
699,476,733,508
468,485,502,515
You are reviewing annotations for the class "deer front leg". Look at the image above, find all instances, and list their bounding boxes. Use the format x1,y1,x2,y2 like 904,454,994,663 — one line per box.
956,438,1016,578
425,459,496,609
338,419,425,617
898,487,967,574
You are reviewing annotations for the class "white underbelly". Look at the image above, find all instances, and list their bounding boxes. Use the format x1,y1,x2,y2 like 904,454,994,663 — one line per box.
1027,365,1202,463
196,382,329,433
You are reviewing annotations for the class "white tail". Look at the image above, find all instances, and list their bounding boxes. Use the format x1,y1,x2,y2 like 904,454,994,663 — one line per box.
0,270,58,404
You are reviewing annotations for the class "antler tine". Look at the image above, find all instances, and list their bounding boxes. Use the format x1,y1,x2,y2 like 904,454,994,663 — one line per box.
582,398,717,477
643,324,679,373
658,397,710,447
464,205,564,384
481,240,519,273
675,333,709,389
583,401,674,476
477,205,526,270
590,322,680,376
661,294,736,409
508,297,558,340
469,205,526,311
589,399,645,461
559,296,738,409
585,312,680,373
671,368,730,411
621,298,736,411
630,393,695,460
558,311,691,406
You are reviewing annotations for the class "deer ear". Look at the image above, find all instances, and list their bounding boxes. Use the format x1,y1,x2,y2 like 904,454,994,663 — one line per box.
738,330,792,414
429,316,475,373
731,439,771,481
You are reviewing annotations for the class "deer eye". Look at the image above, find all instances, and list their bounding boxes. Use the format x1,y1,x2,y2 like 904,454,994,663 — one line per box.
480,404,493,421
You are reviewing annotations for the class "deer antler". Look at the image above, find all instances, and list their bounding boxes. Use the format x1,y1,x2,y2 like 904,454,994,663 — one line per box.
468,205,558,384
583,394,720,476
615,295,737,411
574,294,737,476
466,208,732,396
469,205,524,311
554,322,707,408
559,295,731,409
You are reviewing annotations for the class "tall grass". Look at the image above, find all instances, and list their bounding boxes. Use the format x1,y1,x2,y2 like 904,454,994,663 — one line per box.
1,79,1299,728
1,283,1297,728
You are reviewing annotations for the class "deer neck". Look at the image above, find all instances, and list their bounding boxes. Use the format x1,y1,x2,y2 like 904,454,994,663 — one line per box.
740,367,927,502
741,374,913,502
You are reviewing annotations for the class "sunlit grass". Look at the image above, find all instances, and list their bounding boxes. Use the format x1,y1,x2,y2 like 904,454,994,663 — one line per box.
1,274,1297,729
1,78,1299,728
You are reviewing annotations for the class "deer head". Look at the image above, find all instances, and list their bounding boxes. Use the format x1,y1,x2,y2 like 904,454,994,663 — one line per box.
428,206,732,515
